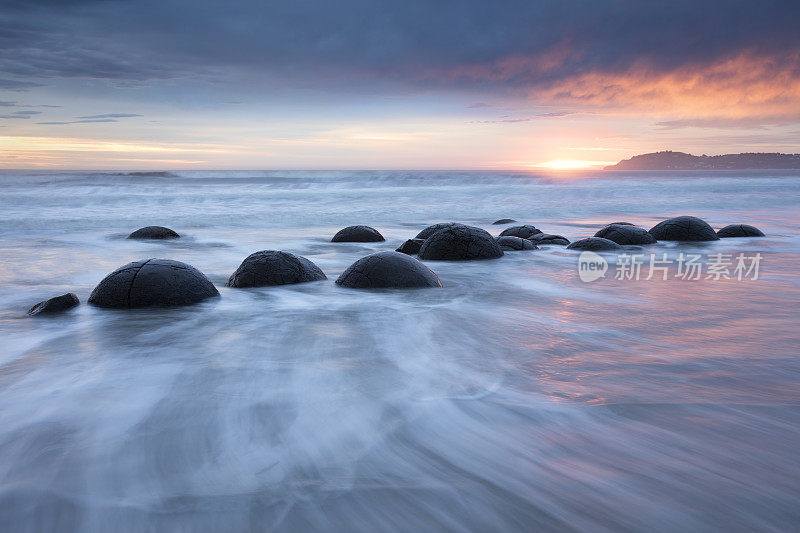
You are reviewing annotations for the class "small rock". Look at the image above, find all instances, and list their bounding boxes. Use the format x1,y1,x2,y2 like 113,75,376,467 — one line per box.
227,251,326,288
28,293,79,316
331,225,385,242
419,225,504,260
89,259,219,308
499,225,542,239
566,237,622,251
336,251,441,288
396,238,425,255
649,216,719,241
496,236,538,251
492,218,517,225
594,224,657,245
717,224,765,238
127,226,180,239
529,233,571,246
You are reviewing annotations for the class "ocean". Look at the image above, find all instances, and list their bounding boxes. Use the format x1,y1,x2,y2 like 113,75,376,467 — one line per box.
1,169,799,531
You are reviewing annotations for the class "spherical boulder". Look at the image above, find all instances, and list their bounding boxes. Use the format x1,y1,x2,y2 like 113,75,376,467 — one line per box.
28,293,79,316
419,225,503,260
331,225,384,242
493,218,517,225
529,233,571,246
127,226,180,239
88,259,219,308
496,236,538,251
499,225,542,239
415,222,465,240
566,237,622,251
594,224,657,245
396,238,425,255
336,251,441,289
717,224,765,238
648,216,719,241
227,251,326,288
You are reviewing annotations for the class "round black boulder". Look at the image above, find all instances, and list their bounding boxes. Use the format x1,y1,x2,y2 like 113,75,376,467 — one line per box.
496,236,538,251
396,238,425,255
418,225,503,260
415,222,465,240
717,224,765,238
499,225,542,239
127,226,180,239
566,237,622,251
336,251,441,289
331,225,384,242
594,224,657,245
648,216,719,241
529,233,571,246
28,293,79,316
493,218,517,225
88,259,219,308
227,251,326,288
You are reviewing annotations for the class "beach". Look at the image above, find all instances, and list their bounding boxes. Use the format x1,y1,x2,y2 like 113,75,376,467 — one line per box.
1,169,799,531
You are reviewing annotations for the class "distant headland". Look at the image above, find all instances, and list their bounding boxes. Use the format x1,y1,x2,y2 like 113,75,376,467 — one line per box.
604,151,800,170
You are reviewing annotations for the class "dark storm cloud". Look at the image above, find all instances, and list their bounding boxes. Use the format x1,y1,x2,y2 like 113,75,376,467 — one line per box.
1,0,798,92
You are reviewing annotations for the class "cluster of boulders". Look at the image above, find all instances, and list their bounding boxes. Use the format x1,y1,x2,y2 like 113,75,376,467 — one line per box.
27,217,766,315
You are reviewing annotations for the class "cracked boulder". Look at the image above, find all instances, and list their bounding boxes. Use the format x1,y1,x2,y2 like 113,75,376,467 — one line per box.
127,226,180,239
594,224,657,245
493,218,517,225
396,238,425,255
331,225,385,242
496,236,538,251
28,293,79,316
336,251,441,288
566,237,622,251
415,222,466,240
227,250,326,288
88,259,219,308
649,216,719,241
498,225,542,239
717,224,765,238
418,225,503,260
529,233,570,246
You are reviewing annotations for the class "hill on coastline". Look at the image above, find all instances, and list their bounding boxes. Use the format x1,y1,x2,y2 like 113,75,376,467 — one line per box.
605,151,800,170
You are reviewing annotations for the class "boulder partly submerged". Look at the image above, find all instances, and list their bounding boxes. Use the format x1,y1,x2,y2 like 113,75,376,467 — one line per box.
419,225,504,260
498,225,542,240
594,224,657,245
717,224,765,238
336,251,441,289
529,233,571,246
396,238,425,255
89,259,219,308
496,236,538,251
492,218,517,225
649,216,719,241
415,222,465,240
28,293,79,316
227,250,326,288
566,237,622,251
127,226,180,240
331,225,385,242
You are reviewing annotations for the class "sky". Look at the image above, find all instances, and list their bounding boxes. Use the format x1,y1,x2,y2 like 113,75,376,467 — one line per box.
1,0,800,170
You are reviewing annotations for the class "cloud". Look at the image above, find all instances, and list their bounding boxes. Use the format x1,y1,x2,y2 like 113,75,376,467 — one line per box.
472,111,577,123
0,114,32,119
37,118,118,124
1,1,799,119
13,110,42,115
0,78,44,91
0,101,17,107
74,113,142,119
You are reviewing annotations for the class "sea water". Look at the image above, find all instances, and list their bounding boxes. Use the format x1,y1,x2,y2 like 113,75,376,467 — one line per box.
0,170,799,531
